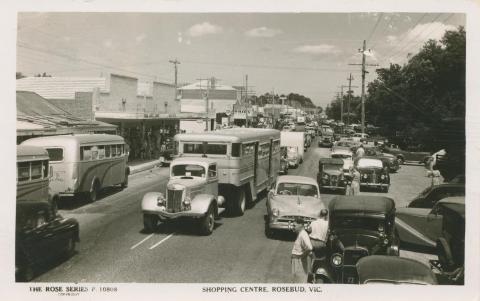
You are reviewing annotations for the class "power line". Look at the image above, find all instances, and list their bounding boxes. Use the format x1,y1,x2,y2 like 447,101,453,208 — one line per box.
366,13,384,42
370,14,399,49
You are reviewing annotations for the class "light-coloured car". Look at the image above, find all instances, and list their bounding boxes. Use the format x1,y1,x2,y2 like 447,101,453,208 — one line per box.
265,175,326,237
331,148,354,172
141,157,225,235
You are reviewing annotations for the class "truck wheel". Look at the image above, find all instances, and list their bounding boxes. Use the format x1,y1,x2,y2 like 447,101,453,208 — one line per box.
199,205,215,235
143,214,159,233
231,189,246,216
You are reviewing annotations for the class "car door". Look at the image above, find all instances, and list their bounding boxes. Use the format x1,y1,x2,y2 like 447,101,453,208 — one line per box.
395,207,443,248
31,210,58,261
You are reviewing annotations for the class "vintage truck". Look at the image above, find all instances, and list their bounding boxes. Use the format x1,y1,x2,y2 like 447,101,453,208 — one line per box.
141,157,226,235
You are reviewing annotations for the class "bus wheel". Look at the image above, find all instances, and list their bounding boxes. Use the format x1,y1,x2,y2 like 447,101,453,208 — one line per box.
121,173,129,189
88,181,100,202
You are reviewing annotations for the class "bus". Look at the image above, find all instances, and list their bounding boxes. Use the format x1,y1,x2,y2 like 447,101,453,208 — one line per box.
21,134,130,203
174,128,281,215
17,145,51,206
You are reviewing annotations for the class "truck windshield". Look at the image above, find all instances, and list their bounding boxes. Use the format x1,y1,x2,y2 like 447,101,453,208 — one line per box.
276,183,318,197
172,164,205,177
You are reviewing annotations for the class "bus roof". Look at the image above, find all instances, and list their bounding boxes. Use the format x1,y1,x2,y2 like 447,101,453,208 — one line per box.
174,128,280,143
21,134,125,146
17,145,49,161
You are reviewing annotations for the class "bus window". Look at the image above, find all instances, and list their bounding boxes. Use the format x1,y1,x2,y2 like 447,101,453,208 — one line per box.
30,161,42,180
184,143,203,154
243,143,255,156
105,145,111,158
17,162,30,182
120,144,125,155
46,148,63,162
112,145,118,157
231,143,241,157
91,146,99,160
98,146,105,159
43,160,49,178
81,146,92,161
206,144,227,155
273,140,280,153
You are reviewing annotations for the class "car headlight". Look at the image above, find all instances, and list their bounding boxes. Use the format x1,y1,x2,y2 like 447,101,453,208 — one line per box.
323,174,329,180
383,238,389,245
272,208,280,217
381,174,385,179
183,196,191,210
378,224,384,232
331,253,343,267
363,174,368,179
157,194,166,206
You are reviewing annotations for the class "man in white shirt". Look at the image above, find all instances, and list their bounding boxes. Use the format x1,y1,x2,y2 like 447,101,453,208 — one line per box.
291,218,313,283
308,209,329,257
355,144,365,159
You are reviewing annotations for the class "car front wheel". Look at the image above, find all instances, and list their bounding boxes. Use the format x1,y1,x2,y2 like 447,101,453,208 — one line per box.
143,214,159,233
199,205,215,235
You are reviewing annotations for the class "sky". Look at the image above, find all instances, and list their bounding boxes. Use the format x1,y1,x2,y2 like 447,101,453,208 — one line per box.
16,12,465,109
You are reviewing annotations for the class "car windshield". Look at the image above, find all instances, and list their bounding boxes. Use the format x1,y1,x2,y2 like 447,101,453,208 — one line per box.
323,164,343,170
171,164,205,177
332,153,352,159
332,217,385,232
357,159,383,168
276,182,318,197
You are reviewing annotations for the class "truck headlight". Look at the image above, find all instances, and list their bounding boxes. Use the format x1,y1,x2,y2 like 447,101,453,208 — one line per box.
272,208,280,217
331,253,343,267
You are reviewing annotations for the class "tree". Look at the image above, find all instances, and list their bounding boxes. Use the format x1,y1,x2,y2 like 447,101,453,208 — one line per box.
16,72,26,79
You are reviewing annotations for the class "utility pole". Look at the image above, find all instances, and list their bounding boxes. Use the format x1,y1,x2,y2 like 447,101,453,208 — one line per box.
197,77,219,131
169,59,180,99
349,40,378,133
343,74,358,126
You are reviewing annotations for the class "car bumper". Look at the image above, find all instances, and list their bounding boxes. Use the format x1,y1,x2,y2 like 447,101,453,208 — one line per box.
143,209,204,219
360,183,389,187
320,185,346,190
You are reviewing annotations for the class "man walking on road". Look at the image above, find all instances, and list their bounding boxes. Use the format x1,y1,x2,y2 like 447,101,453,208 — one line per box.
291,219,313,283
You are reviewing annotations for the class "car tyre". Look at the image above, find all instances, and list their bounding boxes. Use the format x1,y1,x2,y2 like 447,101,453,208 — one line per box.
265,222,275,239
143,214,159,233
397,157,404,165
382,186,389,193
121,172,129,189
199,205,215,235
436,238,455,271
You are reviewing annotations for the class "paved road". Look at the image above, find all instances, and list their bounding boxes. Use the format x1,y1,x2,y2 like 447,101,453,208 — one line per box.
35,137,435,283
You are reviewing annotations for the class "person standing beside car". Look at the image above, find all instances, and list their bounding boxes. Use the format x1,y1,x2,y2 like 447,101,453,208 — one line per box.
348,166,361,195
291,219,313,283
308,209,329,257
355,143,365,160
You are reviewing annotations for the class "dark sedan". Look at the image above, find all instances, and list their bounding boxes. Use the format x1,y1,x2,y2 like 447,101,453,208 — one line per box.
364,146,400,173
355,157,390,193
16,201,80,282
407,183,465,209
357,256,437,285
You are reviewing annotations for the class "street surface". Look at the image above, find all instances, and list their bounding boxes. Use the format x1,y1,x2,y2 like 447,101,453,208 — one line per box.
36,137,436,283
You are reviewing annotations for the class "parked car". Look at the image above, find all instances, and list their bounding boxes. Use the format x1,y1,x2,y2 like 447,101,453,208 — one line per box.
357,256,437,285
429,196,465,285
265,175,325,238
364,146,400,173
141,157,226,235
407,183,465,209
16,201,79,282
355,157,390,193
312,196,399,284
395,196,464,251
383,145,431,165
317,158,348,194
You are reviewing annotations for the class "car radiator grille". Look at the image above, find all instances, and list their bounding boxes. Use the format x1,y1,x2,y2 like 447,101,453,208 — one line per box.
343,248,369,266
330,175,338,186
167,189,183,213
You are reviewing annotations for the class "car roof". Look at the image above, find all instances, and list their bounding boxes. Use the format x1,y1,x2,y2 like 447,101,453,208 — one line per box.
329,196,395,215
277,175,318,186
331,148,352,155
319,158,344,165
438,196,465,218
357,255,437,284
175,128,280,143
16,200,51,212
172,157,217,165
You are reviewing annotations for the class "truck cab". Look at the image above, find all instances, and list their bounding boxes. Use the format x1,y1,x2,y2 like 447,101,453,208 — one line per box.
141,157,225,235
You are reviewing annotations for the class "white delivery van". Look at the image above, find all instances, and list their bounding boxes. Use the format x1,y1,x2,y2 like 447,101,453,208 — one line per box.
280,132,305,165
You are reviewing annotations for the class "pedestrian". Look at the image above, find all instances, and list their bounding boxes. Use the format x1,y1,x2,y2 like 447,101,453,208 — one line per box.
291,218,313,283
349,166,361,195
308,209,329,258
355,143,365,160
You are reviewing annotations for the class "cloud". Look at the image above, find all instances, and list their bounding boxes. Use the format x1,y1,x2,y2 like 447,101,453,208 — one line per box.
187,22,223,37
245,27,282,38
103,39,113,48
293,44,341,55
135,33,147,43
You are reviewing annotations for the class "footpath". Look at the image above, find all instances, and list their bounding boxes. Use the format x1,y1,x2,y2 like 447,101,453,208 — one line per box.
128,159,163,175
